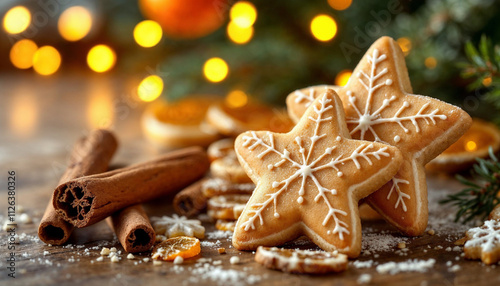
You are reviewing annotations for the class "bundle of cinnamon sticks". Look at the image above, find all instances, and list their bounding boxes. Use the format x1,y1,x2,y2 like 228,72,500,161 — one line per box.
38,129,210,253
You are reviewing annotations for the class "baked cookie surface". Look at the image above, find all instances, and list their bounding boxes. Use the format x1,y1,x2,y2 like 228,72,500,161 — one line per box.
233,90,402,258
286,36,472,236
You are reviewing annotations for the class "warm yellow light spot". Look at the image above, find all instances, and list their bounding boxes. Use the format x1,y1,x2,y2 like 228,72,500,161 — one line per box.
425,57,437,69
10,39,38,69
88,80,114,129
203,57,229,83
227,21,253,44
138,75,164,102
335,70,352,86
10,90,38,137
397,37,412,56
226,90,248,108
328,0,352,11
133,20,163,48
310,15,337,42
3,6,31,34
230,1,257,28
58,6,92,41
87,45,116,73
465,140,477,152
33,46,61,76
483,77,492,87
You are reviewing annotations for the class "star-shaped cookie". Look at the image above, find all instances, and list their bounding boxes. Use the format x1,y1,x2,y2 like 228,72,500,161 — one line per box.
286,36,472,236
233,90,403,258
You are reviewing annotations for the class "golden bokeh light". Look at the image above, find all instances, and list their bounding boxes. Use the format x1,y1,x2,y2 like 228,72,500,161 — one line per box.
133,20,163,48
88,80,114,129
33,46,61,76
310,14,337,42
483,77,492,87
226,90,248,108
425,57,437,69
138,75,164,102
87,45,116,73
465,141,477,152
227,21,254,44
335,70,352,86
328,0,353,11
3,6,31,34
230,1,257,28
397,37,412,56
10,90,38,137
10,39,38,69
58,6,92,41
203,57,229,83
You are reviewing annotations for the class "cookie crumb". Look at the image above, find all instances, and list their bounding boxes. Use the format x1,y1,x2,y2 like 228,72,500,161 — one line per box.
173,256,184,265
143,258,150,262
96,257,103,262
357,273,372,284
110,256,119,263
218,247,226,254
230,256,240,265
153,260,162,266
100,247,110,256
126,253,135,260
110,247,117,253
427,229,435,236
397,242,406,249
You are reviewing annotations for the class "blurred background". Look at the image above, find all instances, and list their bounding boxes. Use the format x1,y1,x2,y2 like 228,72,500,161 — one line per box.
1,0,500,139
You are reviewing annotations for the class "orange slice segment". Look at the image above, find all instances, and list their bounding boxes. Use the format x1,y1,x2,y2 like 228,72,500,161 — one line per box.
206,101,295,137
427,118,500,173
151,236,201,261
142,97,221,148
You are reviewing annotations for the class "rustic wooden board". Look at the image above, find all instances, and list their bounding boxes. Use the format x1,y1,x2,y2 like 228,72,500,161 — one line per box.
0,75,499,286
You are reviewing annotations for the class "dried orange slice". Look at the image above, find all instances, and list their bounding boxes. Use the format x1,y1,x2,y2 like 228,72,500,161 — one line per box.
206,101,294,137
142,97,221,149
427,118,500,173
151,236,201,261
215,219,236,231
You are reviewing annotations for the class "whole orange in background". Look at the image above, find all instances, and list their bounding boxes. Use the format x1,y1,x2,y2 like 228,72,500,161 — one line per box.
139,0,227,39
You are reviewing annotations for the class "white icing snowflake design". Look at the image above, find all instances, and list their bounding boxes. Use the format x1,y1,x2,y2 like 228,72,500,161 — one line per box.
240,96,392,240
150,214,205,239
350,48,448,212
293,86,330,108
345,48,447,143
465,220,500,252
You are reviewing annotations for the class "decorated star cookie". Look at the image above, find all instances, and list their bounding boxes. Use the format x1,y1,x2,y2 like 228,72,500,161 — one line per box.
233,90,403,258
286,36,472,236
464,220,500,265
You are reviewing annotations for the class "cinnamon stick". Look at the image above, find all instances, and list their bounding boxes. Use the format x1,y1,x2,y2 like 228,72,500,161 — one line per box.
38,129,118,245
106,205,155,253
53,147,209,228
173,178,208,217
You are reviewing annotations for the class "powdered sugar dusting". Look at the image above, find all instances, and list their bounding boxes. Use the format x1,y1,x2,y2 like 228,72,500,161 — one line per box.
188,264,262,286
206,230,233,240
376,259,436,275
362,232,409,253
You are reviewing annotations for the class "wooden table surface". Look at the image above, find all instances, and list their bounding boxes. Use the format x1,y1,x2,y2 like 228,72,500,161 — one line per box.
0,74,498,286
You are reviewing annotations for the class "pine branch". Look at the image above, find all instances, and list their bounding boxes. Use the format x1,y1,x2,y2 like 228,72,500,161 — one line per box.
439,147,500,223
460,35,500,109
